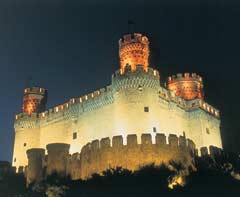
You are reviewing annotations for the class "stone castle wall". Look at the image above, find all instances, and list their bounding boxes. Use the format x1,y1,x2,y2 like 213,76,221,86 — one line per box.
77,134,196,179
26,133,198,185
13,66,222,171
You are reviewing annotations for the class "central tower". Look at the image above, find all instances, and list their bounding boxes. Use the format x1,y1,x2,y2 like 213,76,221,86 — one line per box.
119,33,149,72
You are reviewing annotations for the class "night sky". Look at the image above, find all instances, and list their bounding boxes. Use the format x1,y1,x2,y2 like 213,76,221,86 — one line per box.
0,0,239,162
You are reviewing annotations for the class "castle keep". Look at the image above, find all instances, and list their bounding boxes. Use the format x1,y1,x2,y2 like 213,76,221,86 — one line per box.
12,33,223,183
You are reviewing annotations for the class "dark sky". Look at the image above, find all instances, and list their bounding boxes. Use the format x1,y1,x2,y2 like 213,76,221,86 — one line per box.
0,0,239,162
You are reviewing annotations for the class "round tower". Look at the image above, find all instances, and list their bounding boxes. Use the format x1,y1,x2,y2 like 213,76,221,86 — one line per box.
112,33,160,141
46,143,70,177
26,148,45,186
22,87,47,115
167,73,204,100
119,33,149,72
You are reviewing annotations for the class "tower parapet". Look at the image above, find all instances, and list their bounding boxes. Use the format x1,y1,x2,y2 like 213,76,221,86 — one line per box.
158,87,219,118
112,65,160,92
119,33,149,72
167,73,204,100
22,87,48,115
14,112,39,129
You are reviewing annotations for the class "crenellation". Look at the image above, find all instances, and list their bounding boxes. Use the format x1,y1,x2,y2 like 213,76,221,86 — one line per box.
14,112,39,129
155,133,167,145
25,133,223,184
112,67,160,93
168,134,178,148
91,140,100,150
135,65,145,73
177,73,183,78
187,139,195,152
157,87,219,118
112,136,123,148
141,133,152,145
168,73,202,83
24,87,46,95
127,134,138,146
199,100,220,118
15,84,115,128
179,136,187,148
167,72,204,100
209,145,222,156
200,147,209,156
100,138,111,149
192,73,197,78
112,65,159,81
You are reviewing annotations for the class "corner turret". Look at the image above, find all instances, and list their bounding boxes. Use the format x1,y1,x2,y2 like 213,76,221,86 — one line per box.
119,33,149,72
22,87,47,115
167,73,204,100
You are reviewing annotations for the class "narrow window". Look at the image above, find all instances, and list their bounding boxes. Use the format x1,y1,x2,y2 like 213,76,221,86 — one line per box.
183,131,186,137
73,132,77,140
144,106,149,112
206,128,210,135
153,127,157,133
23,143,27,147
14,158,16,162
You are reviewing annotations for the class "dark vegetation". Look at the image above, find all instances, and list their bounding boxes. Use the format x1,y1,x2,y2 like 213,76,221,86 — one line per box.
0,153,240,197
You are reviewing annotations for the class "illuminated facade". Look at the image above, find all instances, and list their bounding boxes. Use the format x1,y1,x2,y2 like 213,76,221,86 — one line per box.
12,33,222,173
119,33,149,72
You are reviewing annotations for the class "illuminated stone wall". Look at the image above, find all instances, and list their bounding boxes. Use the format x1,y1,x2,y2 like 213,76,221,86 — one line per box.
13,66,222,172
12,113,41,171
188,109,222,150
78,134,195,179
119,33,149,72
22,87,47,115
167,73,204,100
26,133,196,185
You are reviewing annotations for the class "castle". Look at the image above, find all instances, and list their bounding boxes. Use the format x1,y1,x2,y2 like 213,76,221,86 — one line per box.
12,33,223,184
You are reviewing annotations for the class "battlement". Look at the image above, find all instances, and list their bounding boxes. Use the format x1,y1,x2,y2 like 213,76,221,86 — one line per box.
70,133,196,179
15,85,114,126
197,100,219,117
14,77,219,129
167,72,204,101
168,73,203,83
24,87,46,96
26,133,224,184
158,87,220,118
24,134,196,184
119,33,149,46
22,87,48,115
112,65,160,91
14,112,39,129
112,65,160,79
81,133,195,153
